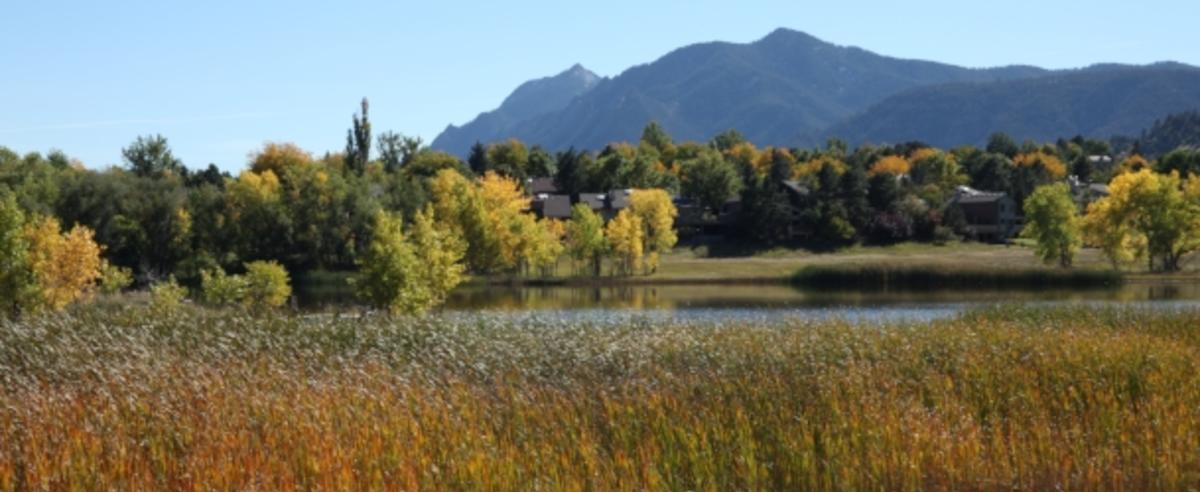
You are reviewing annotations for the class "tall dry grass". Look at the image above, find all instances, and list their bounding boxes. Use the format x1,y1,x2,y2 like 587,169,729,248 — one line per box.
2,304,1199,490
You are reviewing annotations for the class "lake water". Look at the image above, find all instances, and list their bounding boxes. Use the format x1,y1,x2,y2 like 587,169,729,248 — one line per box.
299,281,1200,324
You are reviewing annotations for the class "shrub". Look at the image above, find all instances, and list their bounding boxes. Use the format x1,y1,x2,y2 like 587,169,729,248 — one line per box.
98,262,133,295
243,261,291,308
200,267,249,306
149,277,187,312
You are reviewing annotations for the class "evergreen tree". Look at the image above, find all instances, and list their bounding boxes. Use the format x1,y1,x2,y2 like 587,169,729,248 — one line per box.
345,98,371,173
554,148,586,201
123,134,182,178
467,141,489,176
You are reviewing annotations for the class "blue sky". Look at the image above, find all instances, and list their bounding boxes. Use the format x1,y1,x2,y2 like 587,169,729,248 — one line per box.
3,0,1198,171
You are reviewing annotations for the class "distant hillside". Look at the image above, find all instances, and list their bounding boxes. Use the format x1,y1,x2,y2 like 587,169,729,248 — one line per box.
819,64,1200,148
1126,110,1200,156
433,28,1045,155
432,64,602,156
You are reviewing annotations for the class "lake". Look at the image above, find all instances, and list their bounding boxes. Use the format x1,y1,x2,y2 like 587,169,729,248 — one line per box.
298,280,1200,324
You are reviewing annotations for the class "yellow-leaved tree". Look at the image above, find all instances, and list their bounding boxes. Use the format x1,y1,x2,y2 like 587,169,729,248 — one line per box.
478,171,533,273
22,216,103,312
869,155,911,176
522,218,565,277
429,169,495,272
605,209,644,277
249,142,313,175
628,189,678,274
354,207,464,315
1083,169,1200,272
566,204,607,277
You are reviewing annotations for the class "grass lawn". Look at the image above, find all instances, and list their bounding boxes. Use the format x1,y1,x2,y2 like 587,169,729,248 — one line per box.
518,241,1130,284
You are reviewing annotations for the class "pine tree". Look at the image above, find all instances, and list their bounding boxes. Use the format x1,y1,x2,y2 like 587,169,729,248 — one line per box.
467,141,489,176
345,98,371,173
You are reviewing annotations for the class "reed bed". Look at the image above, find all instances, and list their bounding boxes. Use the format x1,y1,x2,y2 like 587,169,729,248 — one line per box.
2,304,1199,490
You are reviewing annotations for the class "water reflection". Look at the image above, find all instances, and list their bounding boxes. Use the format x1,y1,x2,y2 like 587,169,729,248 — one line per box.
294,280,1200,323
442,282,1200,312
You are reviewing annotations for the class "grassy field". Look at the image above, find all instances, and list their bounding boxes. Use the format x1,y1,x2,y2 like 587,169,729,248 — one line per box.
652,241,1122,281
3,304,1200,489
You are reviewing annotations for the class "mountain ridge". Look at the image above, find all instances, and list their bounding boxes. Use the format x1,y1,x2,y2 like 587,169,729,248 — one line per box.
432,28,1199,155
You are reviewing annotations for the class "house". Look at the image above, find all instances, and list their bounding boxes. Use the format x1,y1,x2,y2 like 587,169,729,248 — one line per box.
1068,175,1110,207
947,186,1019,242
578,193,607,212
530,188,633,221
531,194,572,219
1087,155,1115,176
526,177,559,195
674,197,742,236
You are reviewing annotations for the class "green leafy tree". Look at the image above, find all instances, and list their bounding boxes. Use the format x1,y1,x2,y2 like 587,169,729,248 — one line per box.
1021,183,1082,267
527,145,557,177
123,134,182,178
986,132,1019,158
355,208,464,315
566,203,607,277
377,131,423,172
0,190,33,316
680,149,742,215
486,139,530,179
710,129,747,152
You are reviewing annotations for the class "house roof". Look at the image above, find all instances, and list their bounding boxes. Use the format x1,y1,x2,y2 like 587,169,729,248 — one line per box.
579,193,606,210
955,193,1009,204
782,180,810,196
607,189,632,210
952,186,1010,204
527,177,558,195
540,194,572,219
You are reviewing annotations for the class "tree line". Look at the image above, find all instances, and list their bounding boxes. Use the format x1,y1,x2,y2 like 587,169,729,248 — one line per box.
5,100,1200,315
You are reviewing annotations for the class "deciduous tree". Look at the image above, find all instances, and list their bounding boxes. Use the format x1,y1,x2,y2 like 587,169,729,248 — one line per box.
1022,183,1082,267
605,209,644,277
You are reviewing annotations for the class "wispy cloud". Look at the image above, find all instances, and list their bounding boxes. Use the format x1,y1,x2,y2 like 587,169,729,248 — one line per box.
0,112,284,134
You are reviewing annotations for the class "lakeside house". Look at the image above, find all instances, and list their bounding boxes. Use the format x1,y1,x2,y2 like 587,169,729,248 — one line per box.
526,177,634,220
1067,175,1110,208
946,186,1019,242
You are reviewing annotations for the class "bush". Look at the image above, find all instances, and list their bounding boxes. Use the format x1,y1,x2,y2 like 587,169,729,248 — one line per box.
98,262,133,295
200,267,249,306
243,261,291,308
149,277,187,312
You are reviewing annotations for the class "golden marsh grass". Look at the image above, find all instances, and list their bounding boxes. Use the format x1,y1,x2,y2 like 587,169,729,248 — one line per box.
2,305,1200,490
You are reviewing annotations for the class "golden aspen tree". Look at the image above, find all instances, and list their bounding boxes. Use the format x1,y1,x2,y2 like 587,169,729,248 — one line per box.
628,189,678,274
605,209,644,276
23,216,103,312
566,204,607,277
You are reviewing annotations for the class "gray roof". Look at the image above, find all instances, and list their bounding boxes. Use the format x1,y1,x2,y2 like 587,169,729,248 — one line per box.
782,180,810,196
540,195,572,219
607,189,632,210
955,193,1009,204
527,177,558,195
579,193,606,210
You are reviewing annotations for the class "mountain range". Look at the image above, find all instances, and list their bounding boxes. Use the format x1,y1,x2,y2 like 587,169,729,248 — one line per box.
432,28,1200,155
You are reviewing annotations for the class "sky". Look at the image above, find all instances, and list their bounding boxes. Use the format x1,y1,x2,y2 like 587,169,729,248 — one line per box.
3,0,1199,171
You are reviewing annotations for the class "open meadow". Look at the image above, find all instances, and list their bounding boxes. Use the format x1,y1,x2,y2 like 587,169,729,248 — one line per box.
3,303,1200,490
